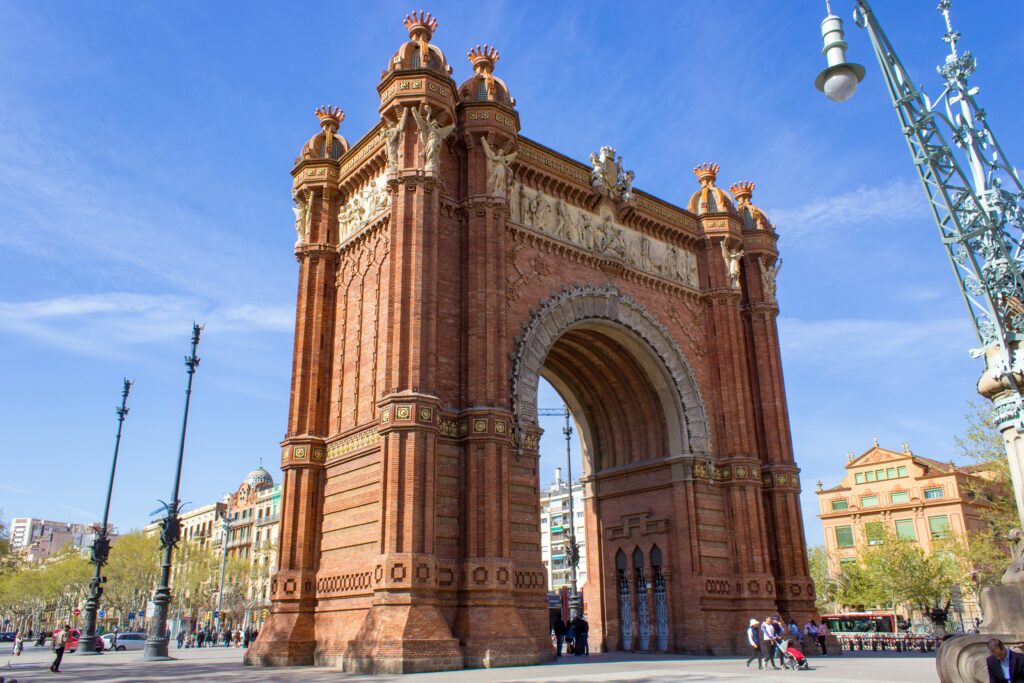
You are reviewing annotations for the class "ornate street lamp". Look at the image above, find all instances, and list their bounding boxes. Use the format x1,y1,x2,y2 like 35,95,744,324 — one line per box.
144,323,202,660
814,0,1024,531
539,406,581,617
78,379,132,655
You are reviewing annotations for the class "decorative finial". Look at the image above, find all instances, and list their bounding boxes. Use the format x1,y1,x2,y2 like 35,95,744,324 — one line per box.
730,181,755,205
693,162,719,186
846,451,854,462
901,441,910,452
468,44,500,73
872,435,879,447
816,480,823,492
404,10,438,40
315,105,345,133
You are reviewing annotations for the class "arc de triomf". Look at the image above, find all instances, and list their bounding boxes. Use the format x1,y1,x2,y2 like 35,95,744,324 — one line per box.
247,11,816,673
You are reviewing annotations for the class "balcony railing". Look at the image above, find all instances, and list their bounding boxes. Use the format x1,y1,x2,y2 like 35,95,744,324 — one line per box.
256,513,280,527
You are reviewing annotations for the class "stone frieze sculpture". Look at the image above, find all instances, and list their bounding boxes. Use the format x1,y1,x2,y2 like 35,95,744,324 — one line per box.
758,256,781,301
338,174,391,242
720,241,743,289
589,145,634,202
481,136,517,197
410,104,455,174
383,106,410,173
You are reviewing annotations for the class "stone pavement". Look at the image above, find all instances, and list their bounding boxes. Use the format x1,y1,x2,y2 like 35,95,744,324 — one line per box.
0,645,938,682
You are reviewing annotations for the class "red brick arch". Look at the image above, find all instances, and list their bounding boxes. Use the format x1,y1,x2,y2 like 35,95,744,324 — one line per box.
510,284,710,469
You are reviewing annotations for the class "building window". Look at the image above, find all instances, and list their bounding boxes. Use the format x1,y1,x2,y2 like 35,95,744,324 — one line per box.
924,487,944,500
890,491,910,504
855,473,864,484
928,515,951,539
886,467,897,479
895,519,916,541
839,557,857,569
897,465,907,477
865,471,875,482
835,526,854,548
831,499,849,511
865,521,885,545
860,495,879,508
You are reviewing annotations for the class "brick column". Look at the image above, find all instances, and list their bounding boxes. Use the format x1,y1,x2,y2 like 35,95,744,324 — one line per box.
246,175,338,665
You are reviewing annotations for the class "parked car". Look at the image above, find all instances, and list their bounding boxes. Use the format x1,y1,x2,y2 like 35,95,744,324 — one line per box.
101,632,147,651
0,631,17,642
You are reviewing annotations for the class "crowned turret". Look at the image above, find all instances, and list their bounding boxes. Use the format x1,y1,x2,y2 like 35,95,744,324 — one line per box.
299,105,349,161
730,181,773,232
458,44,515,107
383,11,452,79
687,162,736,216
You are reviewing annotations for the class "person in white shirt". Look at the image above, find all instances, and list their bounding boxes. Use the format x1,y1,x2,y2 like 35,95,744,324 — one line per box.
746,619,763,670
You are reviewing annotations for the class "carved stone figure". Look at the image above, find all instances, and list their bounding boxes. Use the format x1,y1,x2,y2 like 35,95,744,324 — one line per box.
759,256,782,301
292,190,312,246
589,145,635,202
410,104,455,173
383,107,410,173
480,136,517,197
721,241,744,289
554,199,573,241
338,174,391,241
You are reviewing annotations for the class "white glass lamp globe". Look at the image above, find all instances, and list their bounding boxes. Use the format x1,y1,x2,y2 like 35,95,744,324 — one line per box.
823,66,860,102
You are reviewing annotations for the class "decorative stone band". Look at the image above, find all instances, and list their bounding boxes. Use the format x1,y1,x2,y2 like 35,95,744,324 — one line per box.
701,576,782,600
759,467,802,491
281,443,327,467
517,143,590,184
372,404,515,441
691,461,763,484
325,430,382,462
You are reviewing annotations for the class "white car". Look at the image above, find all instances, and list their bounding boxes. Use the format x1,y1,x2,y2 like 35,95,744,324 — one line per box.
101,632,147,651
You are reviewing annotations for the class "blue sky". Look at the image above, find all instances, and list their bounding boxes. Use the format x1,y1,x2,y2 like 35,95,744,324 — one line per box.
1,1,1021,548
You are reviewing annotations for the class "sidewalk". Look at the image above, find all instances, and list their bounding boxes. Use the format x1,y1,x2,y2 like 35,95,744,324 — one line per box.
1,645,938,682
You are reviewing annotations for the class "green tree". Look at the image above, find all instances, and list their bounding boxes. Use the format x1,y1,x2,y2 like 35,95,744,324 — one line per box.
808,545,841,614
103,530,160,622
955,400,1018,583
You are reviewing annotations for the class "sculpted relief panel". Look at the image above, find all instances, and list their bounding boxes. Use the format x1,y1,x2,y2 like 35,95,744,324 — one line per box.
508,180,698,289
339,174,391,243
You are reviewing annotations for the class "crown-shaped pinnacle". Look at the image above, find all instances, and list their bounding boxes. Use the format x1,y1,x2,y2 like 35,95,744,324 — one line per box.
404,10,438,39
729,181,755,204
693,162,719,186
468,44,500,72
315,105,345,130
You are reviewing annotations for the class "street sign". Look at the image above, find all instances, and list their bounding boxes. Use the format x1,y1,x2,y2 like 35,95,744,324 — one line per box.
73,608,81,616
213,610,219,619
128,611,135,621
98,610,106,618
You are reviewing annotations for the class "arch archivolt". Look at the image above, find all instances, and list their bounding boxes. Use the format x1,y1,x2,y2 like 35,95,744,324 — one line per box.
509,285,710,460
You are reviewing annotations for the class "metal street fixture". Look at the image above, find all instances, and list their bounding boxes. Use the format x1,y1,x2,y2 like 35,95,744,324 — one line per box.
539,405,580,617
815,0,1024,531
78,378,132,655
814,1,865,101
144,323,202,660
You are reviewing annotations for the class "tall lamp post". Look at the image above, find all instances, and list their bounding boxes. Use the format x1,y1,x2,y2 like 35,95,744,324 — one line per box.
539,406,580,617
78,379,132,655
144,323,202,660
813,0,1024,532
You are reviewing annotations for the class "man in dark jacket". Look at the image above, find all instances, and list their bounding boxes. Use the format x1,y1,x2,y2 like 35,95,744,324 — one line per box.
552,617,566,656
573,616,589,655
987,639,1024,683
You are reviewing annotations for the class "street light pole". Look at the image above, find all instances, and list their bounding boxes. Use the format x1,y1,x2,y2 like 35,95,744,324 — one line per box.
79,378,132,655
562,405,580,617
144,323,202,660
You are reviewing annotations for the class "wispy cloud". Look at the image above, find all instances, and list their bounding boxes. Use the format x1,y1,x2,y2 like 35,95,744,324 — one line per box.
778,315,974,370
0,292,293,356
770,176,928,237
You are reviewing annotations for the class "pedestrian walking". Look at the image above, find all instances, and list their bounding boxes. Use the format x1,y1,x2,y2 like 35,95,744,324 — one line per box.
760,615,779,670
788,619,800,641
176,630,185,648
746,618,763,669
552,616,566,656
13,630,24,656
50,624,69,673
816,620,829,656
564,622,575,656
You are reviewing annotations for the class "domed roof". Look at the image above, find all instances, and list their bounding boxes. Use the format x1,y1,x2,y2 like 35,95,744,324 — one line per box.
458,45,515,107
383,11,453,80
300,105,349,161
246,466,274,488
730,181,773,232
687,163,735,216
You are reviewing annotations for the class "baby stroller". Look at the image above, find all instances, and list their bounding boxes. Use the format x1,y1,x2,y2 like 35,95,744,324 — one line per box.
777,639,810,670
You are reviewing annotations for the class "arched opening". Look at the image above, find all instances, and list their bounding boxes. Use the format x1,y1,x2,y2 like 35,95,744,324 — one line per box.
521,288,708,654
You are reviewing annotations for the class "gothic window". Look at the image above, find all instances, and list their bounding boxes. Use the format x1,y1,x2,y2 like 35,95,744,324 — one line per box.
633,547,650,650
616,549,632,650
651,544,668,650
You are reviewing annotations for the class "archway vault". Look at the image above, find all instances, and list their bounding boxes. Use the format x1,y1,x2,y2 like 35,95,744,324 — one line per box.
510,285,711,465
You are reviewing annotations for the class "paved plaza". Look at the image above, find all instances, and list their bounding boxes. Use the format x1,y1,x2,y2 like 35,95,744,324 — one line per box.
1,645,938,682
